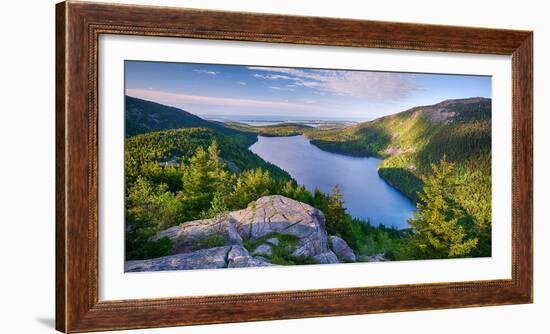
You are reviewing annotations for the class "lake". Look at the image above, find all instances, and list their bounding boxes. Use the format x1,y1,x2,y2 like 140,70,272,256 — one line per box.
249,135,415,229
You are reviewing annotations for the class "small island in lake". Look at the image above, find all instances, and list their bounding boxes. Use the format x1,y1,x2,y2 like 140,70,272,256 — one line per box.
124,62,492,271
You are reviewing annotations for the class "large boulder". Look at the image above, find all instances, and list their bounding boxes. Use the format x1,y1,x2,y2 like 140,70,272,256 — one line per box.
155,214,242,253
230,195,331,258
329,235,356,262
143,195,339,270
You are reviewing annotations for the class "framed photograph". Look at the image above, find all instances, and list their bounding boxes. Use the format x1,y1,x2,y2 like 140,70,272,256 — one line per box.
56,1,532,332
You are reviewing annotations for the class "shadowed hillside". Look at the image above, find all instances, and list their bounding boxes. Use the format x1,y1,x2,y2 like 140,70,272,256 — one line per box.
125,95,256,140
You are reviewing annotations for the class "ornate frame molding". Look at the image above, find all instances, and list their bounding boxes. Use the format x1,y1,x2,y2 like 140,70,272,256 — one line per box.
56,1,532,332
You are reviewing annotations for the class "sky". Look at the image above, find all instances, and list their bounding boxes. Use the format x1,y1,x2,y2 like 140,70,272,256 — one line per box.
125,60,491,121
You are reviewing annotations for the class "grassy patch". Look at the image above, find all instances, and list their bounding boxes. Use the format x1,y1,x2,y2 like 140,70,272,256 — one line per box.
191,234,227,251
243,233,297,252
243,233,317,265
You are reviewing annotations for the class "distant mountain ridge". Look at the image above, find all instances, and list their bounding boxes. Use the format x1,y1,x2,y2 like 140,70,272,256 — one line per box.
386,97,491,124
125,96,249,138
125,96,210,137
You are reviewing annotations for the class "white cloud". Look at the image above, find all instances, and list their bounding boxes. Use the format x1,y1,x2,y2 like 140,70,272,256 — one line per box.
193,69,218,75
269,86,295,91
238,81,247,85
247,66,420,101
126,89,327,113
252,73,300,81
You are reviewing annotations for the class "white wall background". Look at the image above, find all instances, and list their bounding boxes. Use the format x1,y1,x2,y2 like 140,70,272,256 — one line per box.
0,0,547,333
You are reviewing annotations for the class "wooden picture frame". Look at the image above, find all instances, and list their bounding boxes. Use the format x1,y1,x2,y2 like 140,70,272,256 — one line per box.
56,1,533,332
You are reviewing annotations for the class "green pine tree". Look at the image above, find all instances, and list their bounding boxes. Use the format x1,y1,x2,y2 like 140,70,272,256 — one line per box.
179,141,236,219
179,146,213,219
199,191,229,219
206,140,233,196
228,168,273,209
409,159,478,258
325,185,351,238
125,177,180,260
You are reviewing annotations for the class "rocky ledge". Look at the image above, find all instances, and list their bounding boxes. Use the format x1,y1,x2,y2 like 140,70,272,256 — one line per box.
125,245,274,272
125,195,356,272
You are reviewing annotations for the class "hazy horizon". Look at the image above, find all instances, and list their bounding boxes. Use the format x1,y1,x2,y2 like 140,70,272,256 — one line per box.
125,60,491,119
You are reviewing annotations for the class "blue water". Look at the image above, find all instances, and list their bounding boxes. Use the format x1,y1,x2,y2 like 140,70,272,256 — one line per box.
249,135,415,229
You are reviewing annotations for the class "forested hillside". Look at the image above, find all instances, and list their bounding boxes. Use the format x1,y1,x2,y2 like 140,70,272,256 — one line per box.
125,95,295,196
125,127,292,192
307,98,491,200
